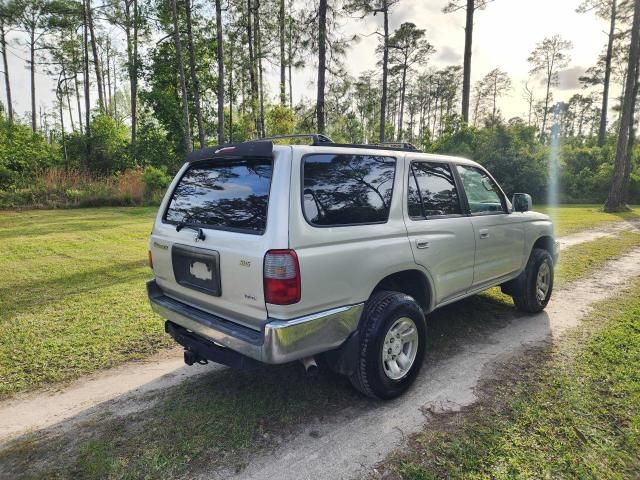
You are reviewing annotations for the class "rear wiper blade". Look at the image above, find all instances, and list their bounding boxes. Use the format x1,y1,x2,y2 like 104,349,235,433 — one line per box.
176,220,206,241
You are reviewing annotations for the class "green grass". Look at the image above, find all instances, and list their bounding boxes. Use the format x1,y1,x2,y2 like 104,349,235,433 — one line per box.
0,207,173,397
388,281,640,480
537,204,640,237
555,231,640,284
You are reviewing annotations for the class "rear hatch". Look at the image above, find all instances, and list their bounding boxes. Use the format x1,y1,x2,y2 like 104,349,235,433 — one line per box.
149,147,290,331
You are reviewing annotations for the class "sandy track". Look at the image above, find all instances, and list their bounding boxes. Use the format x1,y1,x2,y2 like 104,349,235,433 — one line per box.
227,248,640,480
0,220,638,447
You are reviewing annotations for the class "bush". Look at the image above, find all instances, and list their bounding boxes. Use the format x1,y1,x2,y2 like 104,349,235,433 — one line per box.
0,117,61,189
0,167,155,209
142,166,171,197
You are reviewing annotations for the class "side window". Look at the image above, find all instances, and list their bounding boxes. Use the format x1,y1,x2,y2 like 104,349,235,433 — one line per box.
408,162,462,218
302,153,396,226
456,165,506,215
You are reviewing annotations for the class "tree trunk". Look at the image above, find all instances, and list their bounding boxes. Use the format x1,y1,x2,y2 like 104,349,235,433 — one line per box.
254,1,265,136
461,0,474,123
105,37,112,113
598,0,616,146
62,64,74,131
288,13,293,108
83,2,90,144
124,0,139,150
228,36,234,143
492,81,497,117
541,72,553,139
279,0,286,105
316,0,327,134
86,0,105,112
74,72,83,134
30,29,36,132
184,0,206,148
112,56,117,118
604,0,640,212
379,4,389,142
398,66,407,137
57,82,67,163
0,19,13,122
215,0,224,144
246,0,258,134
623,46,639,204
171,0,193,153
132,0,139,150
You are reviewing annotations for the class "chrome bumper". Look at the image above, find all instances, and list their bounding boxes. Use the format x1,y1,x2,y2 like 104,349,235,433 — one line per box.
147,280,363,364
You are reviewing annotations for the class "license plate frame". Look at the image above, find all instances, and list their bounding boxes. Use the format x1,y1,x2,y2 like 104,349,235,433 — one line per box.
171,244,221,296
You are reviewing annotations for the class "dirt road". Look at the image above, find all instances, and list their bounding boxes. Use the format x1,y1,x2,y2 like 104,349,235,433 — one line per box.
1,221,640,477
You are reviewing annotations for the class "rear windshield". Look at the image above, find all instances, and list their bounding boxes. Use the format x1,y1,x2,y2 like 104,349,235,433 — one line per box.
302,153,396,226
164,159,273,234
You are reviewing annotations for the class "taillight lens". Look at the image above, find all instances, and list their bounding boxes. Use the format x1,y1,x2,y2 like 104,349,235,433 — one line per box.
148,250,153,269
264,250,300,305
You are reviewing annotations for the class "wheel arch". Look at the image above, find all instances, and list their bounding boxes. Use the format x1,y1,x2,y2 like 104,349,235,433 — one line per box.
369,268,433,313
532,235,555,256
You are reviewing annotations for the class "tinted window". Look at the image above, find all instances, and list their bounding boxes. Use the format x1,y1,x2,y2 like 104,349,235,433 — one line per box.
303,154,396,226
456,165,505,214
408,162,461,217
164,159,273,234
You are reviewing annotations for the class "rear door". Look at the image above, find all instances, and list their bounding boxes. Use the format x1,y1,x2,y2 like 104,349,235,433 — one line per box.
149,148,290,331
404,160,475,304
454,164,525,287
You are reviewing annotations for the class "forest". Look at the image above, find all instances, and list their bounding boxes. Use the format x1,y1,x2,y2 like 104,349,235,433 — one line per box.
0,0,638,210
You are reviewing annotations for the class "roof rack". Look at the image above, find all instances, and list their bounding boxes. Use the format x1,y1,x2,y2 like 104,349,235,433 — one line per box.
257,134,422,152
369,142,420,152
184,134,423,162
258,133,335,145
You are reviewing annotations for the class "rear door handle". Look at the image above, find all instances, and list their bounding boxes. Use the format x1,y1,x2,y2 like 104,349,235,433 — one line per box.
479,229,490,239
416,239,430,249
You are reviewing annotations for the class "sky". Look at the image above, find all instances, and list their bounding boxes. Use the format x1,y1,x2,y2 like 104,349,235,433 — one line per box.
0,0,618,128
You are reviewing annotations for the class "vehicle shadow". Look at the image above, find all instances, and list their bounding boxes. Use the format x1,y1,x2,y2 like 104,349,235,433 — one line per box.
0,291,552,479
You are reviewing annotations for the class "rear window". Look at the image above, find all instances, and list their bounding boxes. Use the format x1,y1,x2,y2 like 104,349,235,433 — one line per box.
164,159,273,234
302,153,396,226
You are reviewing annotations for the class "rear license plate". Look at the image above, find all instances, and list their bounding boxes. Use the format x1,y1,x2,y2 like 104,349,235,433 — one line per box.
172,244,221,296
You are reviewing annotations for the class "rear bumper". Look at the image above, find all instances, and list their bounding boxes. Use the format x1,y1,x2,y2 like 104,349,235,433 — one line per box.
147,280,363,364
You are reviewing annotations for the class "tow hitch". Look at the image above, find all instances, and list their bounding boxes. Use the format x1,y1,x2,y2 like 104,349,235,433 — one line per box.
184,349,208,366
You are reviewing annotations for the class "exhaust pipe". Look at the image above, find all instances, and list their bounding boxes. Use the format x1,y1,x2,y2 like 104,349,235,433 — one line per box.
301,356,319,377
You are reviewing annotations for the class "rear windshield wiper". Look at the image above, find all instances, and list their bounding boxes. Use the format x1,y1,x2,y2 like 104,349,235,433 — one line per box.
176,218,206,241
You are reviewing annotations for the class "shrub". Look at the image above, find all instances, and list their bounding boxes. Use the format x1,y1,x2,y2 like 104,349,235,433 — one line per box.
142,166,171,197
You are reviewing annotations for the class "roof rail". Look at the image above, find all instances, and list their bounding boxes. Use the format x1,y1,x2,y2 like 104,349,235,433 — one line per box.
258,133,335,145
369,142,420,152
184,135,423,163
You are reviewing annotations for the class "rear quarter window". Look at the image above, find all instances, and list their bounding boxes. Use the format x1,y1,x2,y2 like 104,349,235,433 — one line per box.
302,153,396,226
164,159,273,234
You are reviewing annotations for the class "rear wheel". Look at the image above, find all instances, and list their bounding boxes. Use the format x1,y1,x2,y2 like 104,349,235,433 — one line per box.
512,248,554,313
349,291,426,400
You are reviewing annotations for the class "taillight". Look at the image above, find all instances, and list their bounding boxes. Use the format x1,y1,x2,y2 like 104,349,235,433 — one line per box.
148,250,153,269
264,249,301,305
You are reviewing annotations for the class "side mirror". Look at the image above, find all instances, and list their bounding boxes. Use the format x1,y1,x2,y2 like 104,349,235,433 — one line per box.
512,193,532,213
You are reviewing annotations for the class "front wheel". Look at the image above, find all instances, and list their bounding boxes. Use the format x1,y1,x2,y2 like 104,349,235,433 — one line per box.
512,248,554,313
349,291,426,400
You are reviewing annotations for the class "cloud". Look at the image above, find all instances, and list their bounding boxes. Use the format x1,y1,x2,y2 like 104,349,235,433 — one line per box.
436,45,462,63
557,66,586,90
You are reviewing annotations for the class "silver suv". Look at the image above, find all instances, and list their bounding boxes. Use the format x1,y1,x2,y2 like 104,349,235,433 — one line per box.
147,136,558,399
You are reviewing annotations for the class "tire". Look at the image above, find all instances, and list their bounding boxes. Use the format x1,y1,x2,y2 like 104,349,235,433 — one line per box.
512,248,554,313
349,291,426,400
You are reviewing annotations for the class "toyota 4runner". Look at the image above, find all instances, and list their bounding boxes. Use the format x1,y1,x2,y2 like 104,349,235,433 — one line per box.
147,135,559,399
